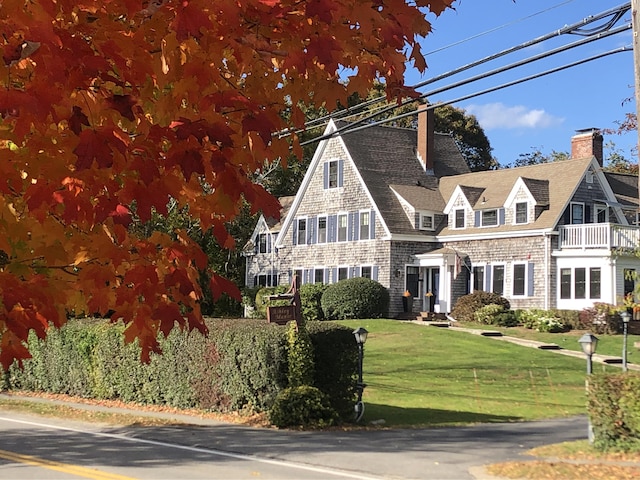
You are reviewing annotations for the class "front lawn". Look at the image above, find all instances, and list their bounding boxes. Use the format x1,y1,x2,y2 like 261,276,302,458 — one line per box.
337,319,617,427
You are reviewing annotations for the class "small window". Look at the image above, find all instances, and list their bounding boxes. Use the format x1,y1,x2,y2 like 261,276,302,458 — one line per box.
361,266,372,279
420,214,434,230
492,265,504,295
317,216,327,243
473,266,484,291
328,161,338,188
337,213,347,242
595,204,607,223
454,209,465,229
571,203,584,224
515,202,528,224
575,267,586,299
314,268,325,284
482,209,498,227
512,264,526,296
560,268,571,299
590,267,601,299
360,211,370,240
296,218,307,245
338,267,348,281
258,233,268,253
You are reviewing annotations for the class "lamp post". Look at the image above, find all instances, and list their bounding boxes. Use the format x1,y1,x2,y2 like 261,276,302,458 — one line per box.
353,327,368,422
621,311,631,372
578,332,598,444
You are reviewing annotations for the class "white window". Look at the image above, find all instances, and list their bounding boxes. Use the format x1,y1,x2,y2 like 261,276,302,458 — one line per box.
361,266,372,279
512,263,527,296
317,216,327,243
337,213,347,242
514,202,528,224
258,233,268,253
492,264,505,295
338,266,348,281
595,204,608,223
420,213,434,230
314,268,326,284
454,209,465,229
296,218,307,245
360,211,370,240
324,159,343,189
570,202,584,224
482,209,498,227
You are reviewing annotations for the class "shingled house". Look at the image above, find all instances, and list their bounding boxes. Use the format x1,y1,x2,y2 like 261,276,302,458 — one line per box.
244,109,640,318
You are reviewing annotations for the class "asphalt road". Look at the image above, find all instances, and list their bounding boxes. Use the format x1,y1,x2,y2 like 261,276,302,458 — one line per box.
0,407,588,480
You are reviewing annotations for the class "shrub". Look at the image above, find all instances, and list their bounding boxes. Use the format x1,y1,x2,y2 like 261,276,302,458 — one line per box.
579,304,623,334
493,311,519,327
474,304,505,324
300,283,327,322
254,285,289,318
286,321,314,387
551,309,581,330
450,291,510,323
321,278,389,320
268,385,339,429
588,373,640,452
307,321,359,420
535,316,566,333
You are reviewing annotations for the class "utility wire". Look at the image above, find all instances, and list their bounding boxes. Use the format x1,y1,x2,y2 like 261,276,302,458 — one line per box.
300,23,632,147
276,2,631,141
424,0,576,56
325,45,632,138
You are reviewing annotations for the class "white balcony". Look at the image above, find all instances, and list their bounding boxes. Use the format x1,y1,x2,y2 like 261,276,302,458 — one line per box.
558,223,640,250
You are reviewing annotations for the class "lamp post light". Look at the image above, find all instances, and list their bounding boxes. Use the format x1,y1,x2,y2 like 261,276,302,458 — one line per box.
352,327,368,422
578,332,598,444
620,311,631,372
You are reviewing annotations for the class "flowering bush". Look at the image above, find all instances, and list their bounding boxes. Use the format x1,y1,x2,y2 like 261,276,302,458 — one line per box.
535,316,566,333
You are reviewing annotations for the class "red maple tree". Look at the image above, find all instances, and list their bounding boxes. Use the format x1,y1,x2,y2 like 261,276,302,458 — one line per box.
0,0,455,367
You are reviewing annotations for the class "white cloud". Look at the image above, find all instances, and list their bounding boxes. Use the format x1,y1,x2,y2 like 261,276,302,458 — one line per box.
464,102,564,130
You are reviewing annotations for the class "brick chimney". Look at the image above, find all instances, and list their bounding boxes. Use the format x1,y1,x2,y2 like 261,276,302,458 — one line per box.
417,104,435,173
571,128,603,166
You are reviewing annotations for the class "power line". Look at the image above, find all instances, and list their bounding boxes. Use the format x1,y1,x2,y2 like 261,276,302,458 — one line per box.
278,2,631,142
423,0,577,56
300,23,632,147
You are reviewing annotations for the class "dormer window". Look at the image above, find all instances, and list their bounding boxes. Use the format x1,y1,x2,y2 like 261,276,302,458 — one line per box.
420,213,434,231
515,202,528,224
454,209,465,229
481,209,498,227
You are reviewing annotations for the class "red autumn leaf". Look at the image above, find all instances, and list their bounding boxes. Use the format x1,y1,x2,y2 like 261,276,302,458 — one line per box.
74,127,127,170
242,111,276,146
209,272,241,301
69,106,90,135
106,94,137,122
171,1,214,41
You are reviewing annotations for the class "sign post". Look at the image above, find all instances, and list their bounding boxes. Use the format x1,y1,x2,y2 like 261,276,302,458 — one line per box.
266,275,302,326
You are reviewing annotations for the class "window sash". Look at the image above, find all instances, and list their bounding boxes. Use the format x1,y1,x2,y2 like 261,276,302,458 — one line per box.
589,267,601,299
360,211,370,240
455,209,465,228
337,214,347,242
492,265,504,295
513,264,526,296
473,266,484,291
317,217,327,243
515,202,528,224
482,209,498,227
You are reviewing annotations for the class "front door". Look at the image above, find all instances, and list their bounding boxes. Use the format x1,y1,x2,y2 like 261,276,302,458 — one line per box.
423,267,440,312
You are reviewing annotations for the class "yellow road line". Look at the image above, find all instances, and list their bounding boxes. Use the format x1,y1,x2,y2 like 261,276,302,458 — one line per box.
0,448,137,480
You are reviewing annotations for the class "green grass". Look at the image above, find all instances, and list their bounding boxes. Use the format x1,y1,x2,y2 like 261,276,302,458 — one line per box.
457,323,640,362
337,319,618,427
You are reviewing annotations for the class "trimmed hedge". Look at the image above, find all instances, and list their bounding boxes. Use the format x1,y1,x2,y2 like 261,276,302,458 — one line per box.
321,278,389,320
3,318,358,425
588,373,640,452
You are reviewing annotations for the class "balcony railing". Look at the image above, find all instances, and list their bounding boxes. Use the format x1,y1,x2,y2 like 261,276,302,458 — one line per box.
558,223,640,250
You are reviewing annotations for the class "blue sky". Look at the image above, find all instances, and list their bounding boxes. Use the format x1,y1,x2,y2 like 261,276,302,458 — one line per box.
407,0,635,167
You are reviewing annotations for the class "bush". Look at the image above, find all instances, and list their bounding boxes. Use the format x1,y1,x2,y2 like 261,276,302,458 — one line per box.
588,373,640,452
579,304,623,334
474,304,505,324
268,385,339,429
254,285,289,318
551,309,581,330
534,316,566,333
321,278,389,320
450,291,510,323
493,311,519,327
307,321,359,420
300,283,327,322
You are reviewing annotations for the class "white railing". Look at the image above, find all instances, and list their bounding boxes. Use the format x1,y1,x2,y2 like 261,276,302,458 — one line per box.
558,223,640,249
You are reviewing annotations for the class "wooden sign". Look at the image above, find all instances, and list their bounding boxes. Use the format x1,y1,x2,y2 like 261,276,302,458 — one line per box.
267,305,297,325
